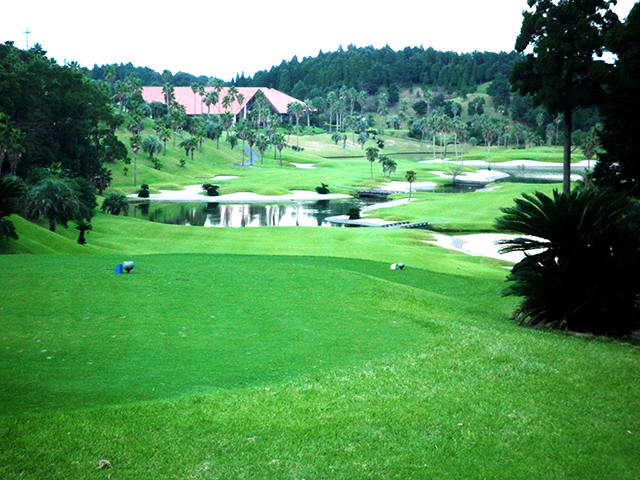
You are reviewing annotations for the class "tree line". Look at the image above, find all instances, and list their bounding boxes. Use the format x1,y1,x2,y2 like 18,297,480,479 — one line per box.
0,42,128,243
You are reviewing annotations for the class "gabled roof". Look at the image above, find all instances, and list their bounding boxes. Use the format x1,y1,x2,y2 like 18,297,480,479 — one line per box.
141,86,305,116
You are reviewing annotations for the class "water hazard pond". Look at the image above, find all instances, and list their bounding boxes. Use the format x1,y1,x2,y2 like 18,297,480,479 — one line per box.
128,199,370,227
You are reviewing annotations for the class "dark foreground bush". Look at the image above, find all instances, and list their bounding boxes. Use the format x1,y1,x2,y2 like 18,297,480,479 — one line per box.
496,187,640,336
348,206,361,220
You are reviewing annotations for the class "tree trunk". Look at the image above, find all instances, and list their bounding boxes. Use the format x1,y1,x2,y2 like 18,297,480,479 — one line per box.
563,108,572,196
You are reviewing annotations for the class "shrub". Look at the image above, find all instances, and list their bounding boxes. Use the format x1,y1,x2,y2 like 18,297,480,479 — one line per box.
348,206,361,220
315,183,330,195
152,158,163,170
138,184,150,198
202,184,220,196
101,192,129,216
496,187,640,336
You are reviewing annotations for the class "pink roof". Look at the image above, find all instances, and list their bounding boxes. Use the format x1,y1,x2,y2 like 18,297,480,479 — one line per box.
141,86,305,116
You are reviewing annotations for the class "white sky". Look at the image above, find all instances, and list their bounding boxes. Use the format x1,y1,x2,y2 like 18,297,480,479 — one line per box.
1,0,636,82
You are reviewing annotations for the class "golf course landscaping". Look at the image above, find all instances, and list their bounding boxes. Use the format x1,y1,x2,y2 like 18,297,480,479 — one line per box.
1,128,639,479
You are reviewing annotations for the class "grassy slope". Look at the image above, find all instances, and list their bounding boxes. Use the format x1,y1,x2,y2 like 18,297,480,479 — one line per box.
2,214,639,479
110,122,574,201
1,129,636,479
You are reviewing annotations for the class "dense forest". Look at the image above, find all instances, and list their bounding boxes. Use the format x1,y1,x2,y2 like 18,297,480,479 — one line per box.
87,45,518,98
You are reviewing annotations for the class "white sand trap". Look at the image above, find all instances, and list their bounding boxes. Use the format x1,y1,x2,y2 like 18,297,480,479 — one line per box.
380,181,437,192
461,159,594,168
426,233,545,263
212,176,238,180
431,169,510,183
291,163,316,169
128,186,351,203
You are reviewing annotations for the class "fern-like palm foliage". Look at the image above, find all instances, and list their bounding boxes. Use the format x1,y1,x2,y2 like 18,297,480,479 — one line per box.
101,192,129,216
496,188,640,336
0,175,25,240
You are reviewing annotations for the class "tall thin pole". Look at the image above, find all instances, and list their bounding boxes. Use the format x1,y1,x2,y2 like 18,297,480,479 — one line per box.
23,28,31,49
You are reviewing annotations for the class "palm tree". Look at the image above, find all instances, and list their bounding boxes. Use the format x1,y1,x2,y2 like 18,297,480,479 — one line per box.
581,126,601,169
101,192,129,216
191,83,200,114
287,102,304,148
303,99,314,127
274,133,286,166
142,135,163,161
162,82,175,115
365,147,379,178
0,175,25,241
405,170,417,200
496,187,640,336
235,120,251,165
25,178,80,232
204,90,218,115
159,128,172,154
236,93,245,120
75,219,92,245
92,166,112,195
255,133,270,167
130,136,141,187
179,137,198,160
380,156,397,177
357,90,367,115
327,91,337,132
221,112,235,141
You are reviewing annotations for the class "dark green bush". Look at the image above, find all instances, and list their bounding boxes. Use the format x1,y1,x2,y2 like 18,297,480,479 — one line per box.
138,184,150,198
202,184,220,196
496,187,640,336
348,206,361,220
315,183,330,194
101,192,129,216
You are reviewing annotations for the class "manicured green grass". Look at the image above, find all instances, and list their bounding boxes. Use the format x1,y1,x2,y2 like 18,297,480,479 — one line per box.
112,126,572,200
368,183,560,231
1,246,638,478
1,128,636,479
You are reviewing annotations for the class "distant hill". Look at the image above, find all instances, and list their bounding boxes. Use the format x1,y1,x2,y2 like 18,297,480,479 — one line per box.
87,45,518,99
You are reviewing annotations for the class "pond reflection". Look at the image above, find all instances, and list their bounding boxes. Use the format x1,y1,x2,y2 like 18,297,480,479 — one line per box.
129,199,369,228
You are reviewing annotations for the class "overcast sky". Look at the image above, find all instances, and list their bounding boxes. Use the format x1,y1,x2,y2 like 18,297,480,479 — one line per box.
1,0,636,81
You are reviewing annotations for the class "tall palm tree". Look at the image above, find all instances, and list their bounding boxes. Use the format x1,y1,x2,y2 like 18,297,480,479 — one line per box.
204,91,218,115
159,128,172,154
326,91,337,132
405,170,417,200
191,83,200,114
236,93,245,121
221,112,235,141
235,120,251,165
255,133,270,167
287,102,304,148
303,99,314,127
365,147,379,178
274,133,286,166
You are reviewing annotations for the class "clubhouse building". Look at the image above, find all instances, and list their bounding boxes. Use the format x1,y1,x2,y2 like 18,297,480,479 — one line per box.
141,86,305,123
